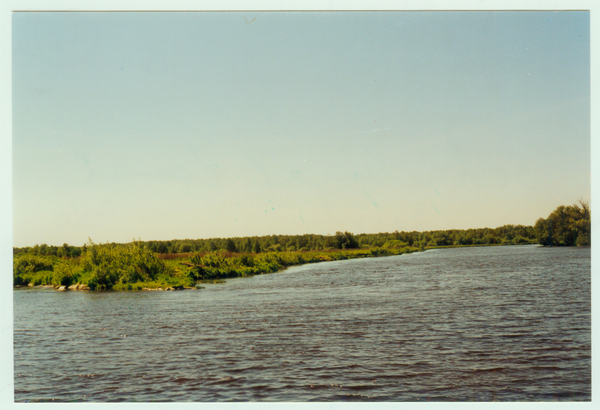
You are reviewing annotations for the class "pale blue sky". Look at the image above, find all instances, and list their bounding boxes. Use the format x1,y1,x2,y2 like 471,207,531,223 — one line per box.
12,11,590,247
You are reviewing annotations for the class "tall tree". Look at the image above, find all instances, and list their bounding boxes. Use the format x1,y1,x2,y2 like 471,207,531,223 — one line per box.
225,238,238,253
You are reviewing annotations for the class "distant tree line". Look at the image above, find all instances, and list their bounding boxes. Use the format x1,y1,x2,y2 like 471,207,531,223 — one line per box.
13,225,541,257
14,201,590,257
13,243,83,258
12,202,591,290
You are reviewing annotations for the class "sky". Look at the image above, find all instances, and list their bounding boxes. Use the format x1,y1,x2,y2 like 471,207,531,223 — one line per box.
11,10,591,247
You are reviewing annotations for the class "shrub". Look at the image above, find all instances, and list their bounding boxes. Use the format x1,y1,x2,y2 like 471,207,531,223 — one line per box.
79,240,167,287
52,261,76,287
13,254,54,275
382,240,409,249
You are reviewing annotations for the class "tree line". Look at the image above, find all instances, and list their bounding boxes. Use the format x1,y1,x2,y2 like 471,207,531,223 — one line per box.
13,224,537,257
13,201,590,258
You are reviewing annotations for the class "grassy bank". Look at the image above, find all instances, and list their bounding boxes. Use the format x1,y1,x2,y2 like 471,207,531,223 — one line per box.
13,242,421,291
13,241,545,291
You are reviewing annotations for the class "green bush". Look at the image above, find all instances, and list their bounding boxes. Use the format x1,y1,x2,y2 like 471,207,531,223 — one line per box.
79,240,167,287
52,261,77,287
382,240,409,249
13,238,423,289
14,254,54,275
13,275,27,286
14,270,54,286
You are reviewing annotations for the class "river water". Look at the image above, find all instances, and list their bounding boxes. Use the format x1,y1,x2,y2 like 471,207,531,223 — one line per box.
13,245,591,402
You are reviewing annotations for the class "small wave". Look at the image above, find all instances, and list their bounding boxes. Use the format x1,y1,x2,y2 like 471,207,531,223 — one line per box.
325,393,376,401
229,365,269,372
77,373,102,378
172,377,196,384
531,390,590,400
311,364,365,372
230,329,264,333
522,346,565,352
344,384,378,391
375,372,433,379
205,376,243,386
471,367,506,373
520,355,562,362
249,384,277,391
529,366,564,371
338,331,366,337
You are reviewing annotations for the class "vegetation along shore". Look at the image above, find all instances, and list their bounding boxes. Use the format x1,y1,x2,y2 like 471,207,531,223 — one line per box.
13,202,590,291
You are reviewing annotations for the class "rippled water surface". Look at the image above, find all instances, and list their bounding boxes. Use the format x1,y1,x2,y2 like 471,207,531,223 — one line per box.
14,245,591,402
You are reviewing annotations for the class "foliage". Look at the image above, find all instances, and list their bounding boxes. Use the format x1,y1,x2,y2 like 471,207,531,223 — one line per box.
13,254,55,274
13,254,57,287
178,246,419,282
52,260,77,287
13,270,54,287
225,238,238,253
534,200,591,246
19,201,590,289
335,231,359,249
79,239,168,287
14,224,540,258
382,240,409,249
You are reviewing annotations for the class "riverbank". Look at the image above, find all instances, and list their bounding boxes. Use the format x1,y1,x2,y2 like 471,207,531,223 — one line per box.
13,243,547,292
13,283,194,291
13,245,422,291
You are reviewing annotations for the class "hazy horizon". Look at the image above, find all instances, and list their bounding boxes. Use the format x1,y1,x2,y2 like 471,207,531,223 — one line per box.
12,11,590,247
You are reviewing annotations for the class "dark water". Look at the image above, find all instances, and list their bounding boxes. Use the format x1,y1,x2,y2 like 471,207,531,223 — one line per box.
14,245,591,402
